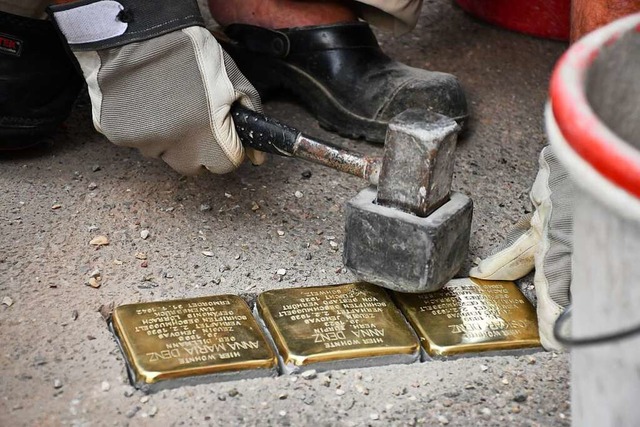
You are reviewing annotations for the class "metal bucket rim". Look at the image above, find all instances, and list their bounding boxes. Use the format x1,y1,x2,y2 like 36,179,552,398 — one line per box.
547,103,640,221
549,13,640,201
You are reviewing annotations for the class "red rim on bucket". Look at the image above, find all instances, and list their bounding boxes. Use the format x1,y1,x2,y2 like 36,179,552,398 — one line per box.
455,0,570,40
549,13,640,200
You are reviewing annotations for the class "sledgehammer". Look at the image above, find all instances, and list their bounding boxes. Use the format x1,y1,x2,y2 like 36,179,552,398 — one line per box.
232,104,473,293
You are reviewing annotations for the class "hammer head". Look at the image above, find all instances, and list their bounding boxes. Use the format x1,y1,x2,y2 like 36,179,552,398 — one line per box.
377,110,460,217
343,109,472,293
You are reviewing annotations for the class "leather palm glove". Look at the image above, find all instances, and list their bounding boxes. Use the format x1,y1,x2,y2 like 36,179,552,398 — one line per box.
48,0,265,175
469,146,574,351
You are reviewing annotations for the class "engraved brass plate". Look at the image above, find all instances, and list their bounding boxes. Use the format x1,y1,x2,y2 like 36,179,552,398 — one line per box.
111,295,277,386
257,282,419,367
394,278,541,357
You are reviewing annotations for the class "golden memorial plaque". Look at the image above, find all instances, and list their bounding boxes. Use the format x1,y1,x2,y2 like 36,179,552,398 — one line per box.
256,282,420,373
393,278,541,358
110,295,277,390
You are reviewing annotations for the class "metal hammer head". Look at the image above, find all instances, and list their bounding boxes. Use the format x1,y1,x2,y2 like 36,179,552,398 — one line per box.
343,109,472,293
377,110,460,217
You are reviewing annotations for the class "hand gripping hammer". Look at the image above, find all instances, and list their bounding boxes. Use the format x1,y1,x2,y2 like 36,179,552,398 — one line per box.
232,105,473,292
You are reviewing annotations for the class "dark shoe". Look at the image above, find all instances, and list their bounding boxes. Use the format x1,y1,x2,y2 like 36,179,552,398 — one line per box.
222,22,468,143
0,11,84,150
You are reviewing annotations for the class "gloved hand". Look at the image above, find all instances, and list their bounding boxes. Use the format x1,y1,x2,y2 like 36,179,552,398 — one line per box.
48,0,265,175
469,145,574,351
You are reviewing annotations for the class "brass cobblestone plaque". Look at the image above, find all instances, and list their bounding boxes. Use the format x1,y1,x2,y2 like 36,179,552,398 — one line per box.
256,282,420,372
394,278,541,357
111,295,277,390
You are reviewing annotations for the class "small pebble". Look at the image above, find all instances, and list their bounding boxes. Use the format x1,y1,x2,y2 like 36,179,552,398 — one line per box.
301,369,317,380
135,252,147,260
301,170,312,179
92,165,101,172
294,191,303,198
437,415,449,425
53,379,62,389
2,296,13,307
481,408,492,416
140,230,150,240
202,251,214,257
71,310,78,321
124,388,134,397
126,406,140,418
251,202,260,211
335,389,346,396
89,235,109,246
513,393,527,403
200,204,211,212
148,406,158,417
88,182,98,190
355,384,369,395
228,388,239,397
279,410,287,417
278,393,288,400
276,269,287,276
369,413,379,421
277,230,285,236
51,204,62,210
393,387,408,396
501,378,510,385
224,193,232,199
101,381,110,392
86,277,101,289
329,241,339,250
140,395,149,403
480,364,489,372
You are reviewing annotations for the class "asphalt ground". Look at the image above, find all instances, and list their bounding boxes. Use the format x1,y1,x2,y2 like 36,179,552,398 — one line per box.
0,1,570,425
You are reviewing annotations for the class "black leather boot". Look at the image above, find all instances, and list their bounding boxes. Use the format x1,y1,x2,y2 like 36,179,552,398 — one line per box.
0,11,83,149
222,22,468,143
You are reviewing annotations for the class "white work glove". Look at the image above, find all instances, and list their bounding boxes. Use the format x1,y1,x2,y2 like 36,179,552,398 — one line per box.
470,146,573,351
49,0,265,175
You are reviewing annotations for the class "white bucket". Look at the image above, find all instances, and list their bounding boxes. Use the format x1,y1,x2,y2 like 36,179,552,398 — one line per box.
547,13,640,427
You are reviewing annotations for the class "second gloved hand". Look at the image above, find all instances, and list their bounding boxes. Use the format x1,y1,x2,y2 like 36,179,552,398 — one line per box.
49,0,265,175
469,145,574,351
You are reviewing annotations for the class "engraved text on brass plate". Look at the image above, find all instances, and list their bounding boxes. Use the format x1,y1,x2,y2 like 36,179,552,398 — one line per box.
111,295,277,384
393,278,541,356
257,282,419,366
